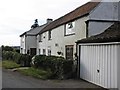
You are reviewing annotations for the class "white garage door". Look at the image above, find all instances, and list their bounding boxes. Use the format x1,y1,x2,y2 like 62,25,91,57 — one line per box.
80,44,118,88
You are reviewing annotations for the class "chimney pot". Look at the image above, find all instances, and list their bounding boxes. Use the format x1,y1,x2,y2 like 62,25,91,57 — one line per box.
47,18,53,23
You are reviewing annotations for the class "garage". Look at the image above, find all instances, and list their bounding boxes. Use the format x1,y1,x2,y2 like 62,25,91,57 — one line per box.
76,22,120,89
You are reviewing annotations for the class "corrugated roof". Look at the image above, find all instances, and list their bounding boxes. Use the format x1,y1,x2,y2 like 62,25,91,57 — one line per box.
39,1,100,34
76,22,120,43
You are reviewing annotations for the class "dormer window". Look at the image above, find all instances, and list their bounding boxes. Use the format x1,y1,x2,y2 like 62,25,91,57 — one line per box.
65,21,75,36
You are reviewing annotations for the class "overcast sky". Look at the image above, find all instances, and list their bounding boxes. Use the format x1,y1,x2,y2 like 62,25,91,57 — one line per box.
0,0,92,46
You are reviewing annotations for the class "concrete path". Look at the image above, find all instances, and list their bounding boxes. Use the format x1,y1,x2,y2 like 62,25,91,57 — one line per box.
2,69,105,89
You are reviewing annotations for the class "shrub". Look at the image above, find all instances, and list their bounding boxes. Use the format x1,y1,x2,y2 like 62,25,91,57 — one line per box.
32,55,73,79
19,54,32,67
13,52,21,64
2,51,14,60
2,51,32,67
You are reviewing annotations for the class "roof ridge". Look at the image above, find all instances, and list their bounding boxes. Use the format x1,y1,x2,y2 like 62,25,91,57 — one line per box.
39,1,100,34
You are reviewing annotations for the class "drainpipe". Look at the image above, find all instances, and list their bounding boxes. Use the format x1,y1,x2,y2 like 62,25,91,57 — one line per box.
76,43,80,79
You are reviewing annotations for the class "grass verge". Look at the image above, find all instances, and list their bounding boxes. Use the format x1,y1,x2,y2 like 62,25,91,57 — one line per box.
18,67,52,80
2,60,20,69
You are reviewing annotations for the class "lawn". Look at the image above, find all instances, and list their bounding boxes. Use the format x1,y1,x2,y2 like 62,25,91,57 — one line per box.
2,60,20,69
18,67,52,80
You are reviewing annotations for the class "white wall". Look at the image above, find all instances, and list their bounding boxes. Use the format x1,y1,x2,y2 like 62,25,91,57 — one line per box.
37,16,88,59
79,43,120,88
20,35,26,54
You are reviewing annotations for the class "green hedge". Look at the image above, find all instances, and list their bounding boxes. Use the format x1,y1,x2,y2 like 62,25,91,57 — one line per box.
32,55,73,79
2,51,32,67
19,54,32,67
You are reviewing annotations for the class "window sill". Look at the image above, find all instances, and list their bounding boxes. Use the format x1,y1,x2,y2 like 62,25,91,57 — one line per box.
48,39,52,41
64,33,75,37
39,41,42,42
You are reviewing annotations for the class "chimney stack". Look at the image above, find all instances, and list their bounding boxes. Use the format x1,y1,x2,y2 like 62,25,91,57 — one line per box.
47,18,53,23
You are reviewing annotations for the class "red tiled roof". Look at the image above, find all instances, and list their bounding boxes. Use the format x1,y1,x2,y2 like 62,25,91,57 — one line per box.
39,1,100,34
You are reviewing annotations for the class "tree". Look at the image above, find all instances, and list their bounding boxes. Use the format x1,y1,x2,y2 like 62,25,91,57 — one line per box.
31,19,39,29
2,45,14,51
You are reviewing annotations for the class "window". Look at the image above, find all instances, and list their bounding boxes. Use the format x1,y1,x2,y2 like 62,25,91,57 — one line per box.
48,30,52,40
65,21,75,36
21,48,23,53
48,49,51,56
39,34,42,42
39,49,41,55
65,45,73,60
43,49,46,55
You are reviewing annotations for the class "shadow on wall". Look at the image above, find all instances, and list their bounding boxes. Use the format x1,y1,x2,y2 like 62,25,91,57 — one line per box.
80,62,91,80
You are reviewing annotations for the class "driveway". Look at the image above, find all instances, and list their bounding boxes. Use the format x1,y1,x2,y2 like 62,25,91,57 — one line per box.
2,69,105,89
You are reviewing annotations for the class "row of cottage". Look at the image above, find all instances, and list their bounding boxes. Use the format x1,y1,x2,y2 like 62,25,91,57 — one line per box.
20,1,119,60
20,0,120,89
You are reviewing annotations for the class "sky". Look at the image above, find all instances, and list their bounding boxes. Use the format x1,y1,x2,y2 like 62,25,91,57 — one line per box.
0,0,91,46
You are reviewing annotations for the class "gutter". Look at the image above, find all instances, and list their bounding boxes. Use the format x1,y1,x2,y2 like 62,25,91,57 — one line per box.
77,42,120,46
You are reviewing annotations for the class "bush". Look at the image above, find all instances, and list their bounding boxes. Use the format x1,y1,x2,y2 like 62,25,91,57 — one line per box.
2,51,32,67
13,52,21,64
2,51,14,60
32,55,73,79
19,54,32,67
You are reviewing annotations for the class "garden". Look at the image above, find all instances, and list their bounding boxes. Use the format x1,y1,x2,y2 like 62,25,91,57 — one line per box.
2,48,75,80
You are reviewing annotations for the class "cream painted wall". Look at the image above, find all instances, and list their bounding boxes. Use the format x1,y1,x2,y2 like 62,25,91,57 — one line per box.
20,35,26,54
20,35,37,54
37,16,88,59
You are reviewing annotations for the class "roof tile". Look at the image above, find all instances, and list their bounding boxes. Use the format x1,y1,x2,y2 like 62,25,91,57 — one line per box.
39,2,100,34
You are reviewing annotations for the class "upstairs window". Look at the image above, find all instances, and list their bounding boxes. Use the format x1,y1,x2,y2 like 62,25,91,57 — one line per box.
65,21,75,36
48,30,52,40
39,34,42,42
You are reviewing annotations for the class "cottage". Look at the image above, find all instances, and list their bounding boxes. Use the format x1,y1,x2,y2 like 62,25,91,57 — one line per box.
76,22,120,89
20,19,52,55
36,1,120,60
36,2,100,60
20,0,120,60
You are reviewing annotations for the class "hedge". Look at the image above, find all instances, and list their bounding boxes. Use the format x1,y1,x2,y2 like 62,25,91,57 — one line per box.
32,55,74,79
2,51,32,67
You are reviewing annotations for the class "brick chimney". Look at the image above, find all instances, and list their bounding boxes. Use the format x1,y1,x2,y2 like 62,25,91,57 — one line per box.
47,18,53,23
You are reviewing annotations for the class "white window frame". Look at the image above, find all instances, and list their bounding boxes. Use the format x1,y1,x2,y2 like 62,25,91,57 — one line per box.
65,21,75,36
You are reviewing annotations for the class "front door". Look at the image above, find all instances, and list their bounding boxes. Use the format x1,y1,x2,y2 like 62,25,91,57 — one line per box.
30,48,36,56
65,45,73,60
